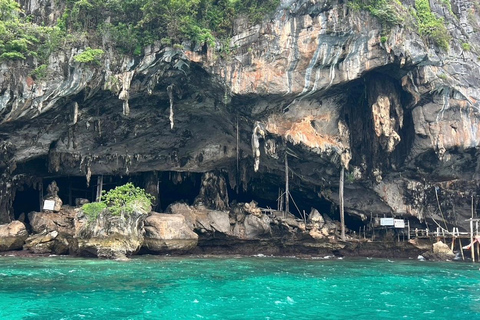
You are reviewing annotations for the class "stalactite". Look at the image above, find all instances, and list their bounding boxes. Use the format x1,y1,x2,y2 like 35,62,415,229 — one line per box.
72,102,79,125
86,165,92,188
252,121,266,172
119,71,134,116
167,84,174,129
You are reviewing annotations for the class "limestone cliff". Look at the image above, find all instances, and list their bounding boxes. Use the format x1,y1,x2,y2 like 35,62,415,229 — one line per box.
1,0,480,235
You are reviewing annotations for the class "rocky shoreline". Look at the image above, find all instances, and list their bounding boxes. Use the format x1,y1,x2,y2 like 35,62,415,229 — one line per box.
2,199,455,261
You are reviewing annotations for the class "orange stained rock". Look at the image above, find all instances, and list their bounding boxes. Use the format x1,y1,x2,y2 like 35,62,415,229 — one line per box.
266,115,341,150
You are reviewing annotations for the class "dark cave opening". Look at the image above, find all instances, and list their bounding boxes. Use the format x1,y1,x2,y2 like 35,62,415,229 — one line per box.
158,171,202,211
13,185,40,224
344,71,416,174
11,159,370,235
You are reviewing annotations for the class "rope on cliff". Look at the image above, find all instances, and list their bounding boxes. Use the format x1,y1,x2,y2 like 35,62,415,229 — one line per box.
167,84,174,129
434,186,449,230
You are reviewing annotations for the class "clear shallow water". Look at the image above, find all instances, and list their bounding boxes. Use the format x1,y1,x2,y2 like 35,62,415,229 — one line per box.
0,256,479,319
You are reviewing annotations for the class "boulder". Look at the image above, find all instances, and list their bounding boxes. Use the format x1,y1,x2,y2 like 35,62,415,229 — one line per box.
23,230,69,255
0,221,28,251
207,211,231,234
29,206,77,236
167,202,197,230
43,181,63,212
432,240,455,259
308,208,325,228
74,211,145,259
244,214,271,239
244,201,262,217
309,228,326,240
143,213,198,252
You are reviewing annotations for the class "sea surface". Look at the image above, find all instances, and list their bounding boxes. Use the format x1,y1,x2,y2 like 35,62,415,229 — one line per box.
0,255,479,319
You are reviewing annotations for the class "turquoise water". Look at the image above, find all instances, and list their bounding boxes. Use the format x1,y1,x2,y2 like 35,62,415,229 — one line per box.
1,256,480,319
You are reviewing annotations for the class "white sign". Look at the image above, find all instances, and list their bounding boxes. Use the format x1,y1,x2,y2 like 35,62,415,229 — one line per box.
394,219,405,228
43,200,55,211
380,218,394,226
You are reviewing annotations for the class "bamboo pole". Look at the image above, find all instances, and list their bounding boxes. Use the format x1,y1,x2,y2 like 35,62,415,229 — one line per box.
471,219,475,262
472,195,475,262
407,220,411,240
236,115,239,194
459,238,465,261
339,167,345,241
284,153,289,218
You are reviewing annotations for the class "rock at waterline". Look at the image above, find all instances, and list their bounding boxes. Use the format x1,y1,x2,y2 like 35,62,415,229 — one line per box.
28,206,78,236
23,230,69,255
0,221,28,251
143,213,198,252
432,240,455,260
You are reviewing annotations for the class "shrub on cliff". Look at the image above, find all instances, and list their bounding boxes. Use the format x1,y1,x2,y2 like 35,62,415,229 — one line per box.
82,183,154,220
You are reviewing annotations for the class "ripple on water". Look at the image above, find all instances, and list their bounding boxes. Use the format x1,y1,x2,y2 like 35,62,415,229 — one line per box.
0,257,480,319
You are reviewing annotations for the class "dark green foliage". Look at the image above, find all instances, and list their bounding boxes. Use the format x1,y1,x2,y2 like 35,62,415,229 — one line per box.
73,47,104,64
59,0,281,52
31,64,48,79
348,0,403,29
81,201,107,221
0,0,38,60
0,0,282,61
81,183,154,220
100,182,154,216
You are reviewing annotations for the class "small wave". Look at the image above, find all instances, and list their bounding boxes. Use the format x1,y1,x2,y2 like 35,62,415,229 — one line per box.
286,296,295,304
193,299,199,303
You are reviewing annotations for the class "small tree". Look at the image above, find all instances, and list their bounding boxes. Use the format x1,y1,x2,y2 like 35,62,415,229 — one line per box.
82,182,154,220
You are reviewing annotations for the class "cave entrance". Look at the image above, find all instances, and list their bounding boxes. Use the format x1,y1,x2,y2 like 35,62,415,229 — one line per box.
13,184,41,223
158,171,202,211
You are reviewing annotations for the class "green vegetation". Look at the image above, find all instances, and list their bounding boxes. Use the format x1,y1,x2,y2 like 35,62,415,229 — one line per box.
348,0,404,30
414,0,450,50
81,201,107,221
59,0,280,55
349,0,453,51
437,73,447,80
462,42,471,51
0,0,38,60
30,64,48,79
82,182,154,220
73,47,104,64
0,0,281,63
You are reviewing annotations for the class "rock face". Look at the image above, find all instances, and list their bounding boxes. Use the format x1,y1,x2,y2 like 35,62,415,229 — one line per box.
432,240,456,260
24,230,69,255
28,206,77,235
0,0,479,238
0,221,28,251
74,212,145,259
143,213,198,252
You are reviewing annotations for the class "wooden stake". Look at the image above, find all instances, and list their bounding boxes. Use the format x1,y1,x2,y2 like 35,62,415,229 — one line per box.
407,220,411,240
339,166,345,241
459,238,465,261
471,218,475,262
284,153,289,218
472,195,475,262
236,115,239,194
